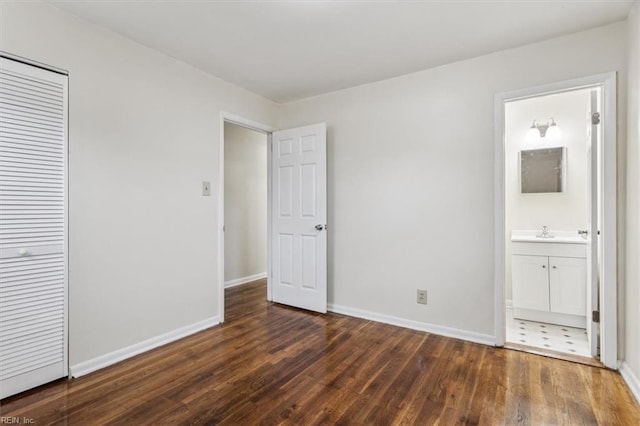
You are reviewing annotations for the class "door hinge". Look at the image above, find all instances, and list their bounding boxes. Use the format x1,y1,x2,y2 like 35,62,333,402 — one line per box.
592,310,600,323
223,225,226,232
592,112,601,125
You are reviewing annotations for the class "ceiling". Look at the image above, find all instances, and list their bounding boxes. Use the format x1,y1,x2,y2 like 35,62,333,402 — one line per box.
48,0,634,103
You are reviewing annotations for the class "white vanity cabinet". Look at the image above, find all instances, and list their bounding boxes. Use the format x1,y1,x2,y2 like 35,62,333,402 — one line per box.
512,255,550,312
511,236,587,328
549,256,587,316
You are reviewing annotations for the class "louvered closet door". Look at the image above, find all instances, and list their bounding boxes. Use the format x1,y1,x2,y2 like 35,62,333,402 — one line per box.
0,56,68,399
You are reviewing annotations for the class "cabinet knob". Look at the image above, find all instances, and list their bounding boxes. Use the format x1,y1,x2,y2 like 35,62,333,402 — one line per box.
542,265,546,268
552,265,557,269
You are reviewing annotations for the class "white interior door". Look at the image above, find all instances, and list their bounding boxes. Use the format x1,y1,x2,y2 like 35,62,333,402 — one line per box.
586,89,599,358
0,56,68,398
271,123,327,313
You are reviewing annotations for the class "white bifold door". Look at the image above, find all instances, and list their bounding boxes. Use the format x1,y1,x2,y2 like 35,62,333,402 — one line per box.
272,124,327,313
0,56,68,398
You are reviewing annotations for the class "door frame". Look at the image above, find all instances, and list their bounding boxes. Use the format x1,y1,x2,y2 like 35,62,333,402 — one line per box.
218,112,274,323
493,72,618,368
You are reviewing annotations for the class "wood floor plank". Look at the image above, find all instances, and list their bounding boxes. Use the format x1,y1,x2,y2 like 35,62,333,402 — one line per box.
1,278,639,425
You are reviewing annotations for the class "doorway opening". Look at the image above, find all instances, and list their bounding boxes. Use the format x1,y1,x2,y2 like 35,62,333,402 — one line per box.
505,87,598,361
219,113,274,323
494,73,618,368
218,115,328,322
222,121,269,320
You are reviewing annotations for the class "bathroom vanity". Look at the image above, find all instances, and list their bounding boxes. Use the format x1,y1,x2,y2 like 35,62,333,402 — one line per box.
511,232,587,328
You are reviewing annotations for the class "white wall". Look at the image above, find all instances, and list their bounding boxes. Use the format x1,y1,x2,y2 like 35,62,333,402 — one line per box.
504,89,590,300
624,1,640,397
224,123,267,283
279,22,627,338
0,0,635,376
0,1,279,366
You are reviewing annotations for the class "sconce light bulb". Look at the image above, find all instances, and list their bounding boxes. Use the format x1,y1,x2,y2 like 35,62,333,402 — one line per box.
526,120,540,142
546,117,561,141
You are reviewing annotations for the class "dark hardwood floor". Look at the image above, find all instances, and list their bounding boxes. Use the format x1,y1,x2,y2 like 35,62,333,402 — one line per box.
1,279,639,425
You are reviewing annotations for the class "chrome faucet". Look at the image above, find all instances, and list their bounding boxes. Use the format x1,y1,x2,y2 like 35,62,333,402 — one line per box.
537,226,553,238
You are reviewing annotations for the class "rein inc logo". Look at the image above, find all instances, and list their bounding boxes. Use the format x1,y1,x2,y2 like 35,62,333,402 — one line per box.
0,418,35,424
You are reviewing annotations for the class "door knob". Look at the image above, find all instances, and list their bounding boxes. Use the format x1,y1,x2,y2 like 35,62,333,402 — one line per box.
18,248,29,256
315,224,324,231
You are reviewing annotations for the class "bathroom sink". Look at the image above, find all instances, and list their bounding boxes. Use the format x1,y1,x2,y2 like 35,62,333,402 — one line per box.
511,231,587,245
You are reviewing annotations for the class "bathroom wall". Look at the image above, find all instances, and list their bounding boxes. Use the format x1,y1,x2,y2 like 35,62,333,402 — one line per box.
504,89,591,301
224,122,268,284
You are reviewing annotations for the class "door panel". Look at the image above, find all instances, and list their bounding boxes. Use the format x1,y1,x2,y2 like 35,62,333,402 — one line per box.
549,256,587,316
0,56,68,398
301,235,317,289
586,89,599,357
279,234,294,285
512,255,549,312
272,123,326,313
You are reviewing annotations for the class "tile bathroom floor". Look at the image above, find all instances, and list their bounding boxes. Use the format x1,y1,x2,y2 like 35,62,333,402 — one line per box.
506,312,590,358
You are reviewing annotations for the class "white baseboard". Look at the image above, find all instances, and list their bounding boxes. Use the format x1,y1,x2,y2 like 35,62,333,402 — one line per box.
69,315,220,378
224,272,267,288
327,303,495,346
620,361,640,404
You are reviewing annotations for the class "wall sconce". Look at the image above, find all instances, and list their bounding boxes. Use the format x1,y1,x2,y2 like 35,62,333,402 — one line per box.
527,117,560,140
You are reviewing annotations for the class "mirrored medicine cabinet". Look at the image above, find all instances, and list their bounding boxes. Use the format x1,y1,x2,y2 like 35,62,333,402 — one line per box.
520,147,567,194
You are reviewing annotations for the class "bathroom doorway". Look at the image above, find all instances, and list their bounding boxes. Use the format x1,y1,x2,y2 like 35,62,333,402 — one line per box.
494,74,618,368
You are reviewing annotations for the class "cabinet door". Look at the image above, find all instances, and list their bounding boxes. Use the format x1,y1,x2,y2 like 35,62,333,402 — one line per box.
512,255,549,311
549,256,586,316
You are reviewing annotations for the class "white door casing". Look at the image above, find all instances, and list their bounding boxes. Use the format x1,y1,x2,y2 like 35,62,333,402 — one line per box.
271,123,327,313
0,56,68,398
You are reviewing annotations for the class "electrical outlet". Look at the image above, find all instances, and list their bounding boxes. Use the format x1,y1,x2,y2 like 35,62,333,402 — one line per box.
417,289,427,305
202,181,211,196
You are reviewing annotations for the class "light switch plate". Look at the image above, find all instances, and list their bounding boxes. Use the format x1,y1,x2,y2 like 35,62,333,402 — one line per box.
202,181,211,196
417,289,427,305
